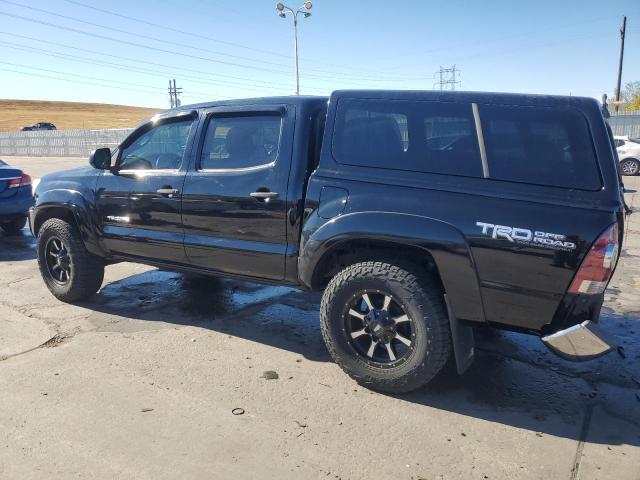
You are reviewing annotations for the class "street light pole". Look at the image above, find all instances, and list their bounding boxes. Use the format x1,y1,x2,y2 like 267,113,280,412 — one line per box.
276,2,313,96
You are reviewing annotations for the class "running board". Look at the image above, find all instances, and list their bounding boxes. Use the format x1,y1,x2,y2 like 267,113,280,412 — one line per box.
541,320,614,361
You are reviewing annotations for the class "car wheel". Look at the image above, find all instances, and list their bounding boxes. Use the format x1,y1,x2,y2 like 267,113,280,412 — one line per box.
37,218,104,302
320,260,451,393
1,216,27,235
621,158,640,176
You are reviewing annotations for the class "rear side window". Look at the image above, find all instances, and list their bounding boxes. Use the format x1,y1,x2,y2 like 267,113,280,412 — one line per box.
480,105,601,190
332,99,483,177
200,114,282,170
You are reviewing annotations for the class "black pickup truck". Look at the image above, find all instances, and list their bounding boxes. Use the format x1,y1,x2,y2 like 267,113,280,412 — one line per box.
30,90,627,393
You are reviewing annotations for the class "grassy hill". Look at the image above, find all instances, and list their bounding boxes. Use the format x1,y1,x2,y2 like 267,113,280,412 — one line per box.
0,99,162,132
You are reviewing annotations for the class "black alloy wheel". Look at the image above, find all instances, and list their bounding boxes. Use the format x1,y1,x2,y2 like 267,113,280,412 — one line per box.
344,290,415,367
45,237,72,284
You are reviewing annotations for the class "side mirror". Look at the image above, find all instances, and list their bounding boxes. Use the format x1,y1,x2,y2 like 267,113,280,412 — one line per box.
89,148,112,170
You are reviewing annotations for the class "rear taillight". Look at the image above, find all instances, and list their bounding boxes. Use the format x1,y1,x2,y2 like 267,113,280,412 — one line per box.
7,173,32,188
569,223,620,295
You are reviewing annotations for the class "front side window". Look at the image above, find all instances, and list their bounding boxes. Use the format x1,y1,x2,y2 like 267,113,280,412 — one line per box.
614,139,625,148
200,114,282,170
332,99,482,177
119,119,194,170
480,105,601,190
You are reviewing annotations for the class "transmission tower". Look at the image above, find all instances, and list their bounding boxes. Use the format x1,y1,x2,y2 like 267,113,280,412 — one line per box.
434,65,461,91
168,78,183,108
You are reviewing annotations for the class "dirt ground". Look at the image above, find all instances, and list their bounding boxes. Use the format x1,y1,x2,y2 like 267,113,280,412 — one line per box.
0,157,639,480
0,100,160,132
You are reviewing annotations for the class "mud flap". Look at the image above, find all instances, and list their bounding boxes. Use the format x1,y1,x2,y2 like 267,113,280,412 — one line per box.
445,294,475,374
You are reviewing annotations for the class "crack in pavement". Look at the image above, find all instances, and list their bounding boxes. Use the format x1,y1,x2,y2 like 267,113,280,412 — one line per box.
569,404,593,480
0,332,71,362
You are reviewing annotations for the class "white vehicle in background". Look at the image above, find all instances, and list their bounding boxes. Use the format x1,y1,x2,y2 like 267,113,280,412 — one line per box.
614,136,640,176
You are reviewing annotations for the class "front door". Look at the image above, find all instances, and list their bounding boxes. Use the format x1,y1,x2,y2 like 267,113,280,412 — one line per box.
181,106,293,280
96,114,197,264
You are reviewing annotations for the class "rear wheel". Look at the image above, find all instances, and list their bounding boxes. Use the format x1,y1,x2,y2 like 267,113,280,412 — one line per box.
1,216,27,235
37,218,104,302
320,260,451,393
621,158,639,176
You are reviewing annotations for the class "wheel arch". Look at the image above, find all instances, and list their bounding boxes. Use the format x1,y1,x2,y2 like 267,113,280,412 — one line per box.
33,190,104,257
299,212,486,323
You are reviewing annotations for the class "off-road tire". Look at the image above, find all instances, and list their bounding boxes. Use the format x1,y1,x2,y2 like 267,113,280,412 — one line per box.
37,218,104,302
1,216,27,235
320,260,451,393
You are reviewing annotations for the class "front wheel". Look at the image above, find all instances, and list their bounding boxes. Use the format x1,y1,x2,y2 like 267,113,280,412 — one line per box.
1,216,27,235
620,158,640,176
37,218,104,302
320,261,451,393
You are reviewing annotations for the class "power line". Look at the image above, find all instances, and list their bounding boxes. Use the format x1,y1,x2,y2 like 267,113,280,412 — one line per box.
353,15,628,70
0,32,326,91
0,1,429,82
61,0,292,60
0,2,291,69
0,67,165,96
0,61,234,100
0,38,316,95
61,0,427,75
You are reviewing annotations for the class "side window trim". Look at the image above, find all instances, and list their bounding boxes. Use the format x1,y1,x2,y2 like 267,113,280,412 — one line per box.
196,109,284,173
116,111,197,172
471,103,490,178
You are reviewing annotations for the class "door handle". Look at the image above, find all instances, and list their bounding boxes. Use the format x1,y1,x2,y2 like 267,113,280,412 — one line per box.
156,188,179,197
250,191,279,200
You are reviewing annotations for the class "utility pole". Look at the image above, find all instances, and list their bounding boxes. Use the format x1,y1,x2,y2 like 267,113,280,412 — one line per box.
614,15,627,112
434,65,461,91
168,79,183,108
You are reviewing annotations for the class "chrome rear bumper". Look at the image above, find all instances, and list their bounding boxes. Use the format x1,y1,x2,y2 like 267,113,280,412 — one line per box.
541,320,614,361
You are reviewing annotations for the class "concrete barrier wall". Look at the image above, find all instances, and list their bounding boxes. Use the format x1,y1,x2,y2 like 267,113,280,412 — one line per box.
609,114,640,138
0,128,134,157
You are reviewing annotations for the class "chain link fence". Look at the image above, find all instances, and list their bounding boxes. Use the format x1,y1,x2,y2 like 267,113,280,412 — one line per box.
0,128,133,157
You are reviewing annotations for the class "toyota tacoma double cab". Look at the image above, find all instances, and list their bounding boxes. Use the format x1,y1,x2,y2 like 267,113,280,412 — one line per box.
30,90,627,393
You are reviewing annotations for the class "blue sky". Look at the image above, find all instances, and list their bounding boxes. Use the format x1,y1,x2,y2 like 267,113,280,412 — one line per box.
0,0,638,108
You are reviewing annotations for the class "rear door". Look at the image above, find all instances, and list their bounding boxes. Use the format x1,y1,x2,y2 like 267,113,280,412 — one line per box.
181,105,294,280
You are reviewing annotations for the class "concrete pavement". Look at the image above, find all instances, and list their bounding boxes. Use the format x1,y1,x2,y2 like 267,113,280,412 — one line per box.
0,159,638,479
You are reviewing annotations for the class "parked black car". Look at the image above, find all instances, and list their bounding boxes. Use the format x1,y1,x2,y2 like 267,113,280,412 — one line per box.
30,91,627,393
21,122,57,131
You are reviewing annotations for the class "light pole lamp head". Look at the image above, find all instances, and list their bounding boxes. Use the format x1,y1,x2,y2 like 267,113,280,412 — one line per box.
276,2,285,11
303,1,312,9
302,11,311,17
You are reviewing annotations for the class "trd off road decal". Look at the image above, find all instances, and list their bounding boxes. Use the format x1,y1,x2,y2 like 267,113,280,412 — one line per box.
476,222,577,251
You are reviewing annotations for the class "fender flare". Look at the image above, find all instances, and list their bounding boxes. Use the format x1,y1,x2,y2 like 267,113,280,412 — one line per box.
32,189,104,257
299,211,486,323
